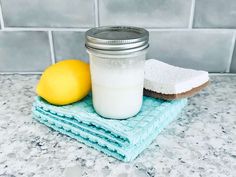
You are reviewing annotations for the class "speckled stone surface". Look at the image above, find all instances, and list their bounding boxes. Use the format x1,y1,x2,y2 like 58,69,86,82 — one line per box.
0,75,235,177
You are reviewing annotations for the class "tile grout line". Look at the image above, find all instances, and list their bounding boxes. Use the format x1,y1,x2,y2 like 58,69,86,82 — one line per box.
94,0,99,27
147,28,236,32
209,73,236,76
1,27,236,32
226,32,236,72
188,0,196,29
3,27,90,31
48,31,56,64
0,1,5,29
0,72,236,75
0,72,42,75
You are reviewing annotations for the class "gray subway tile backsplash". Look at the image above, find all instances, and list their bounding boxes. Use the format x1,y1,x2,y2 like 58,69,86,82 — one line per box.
1,0,95,28
194,0,236,28
0,0,235,73
53,31,89,63
0,31,51,72
147,31,233,72
99,0,191,28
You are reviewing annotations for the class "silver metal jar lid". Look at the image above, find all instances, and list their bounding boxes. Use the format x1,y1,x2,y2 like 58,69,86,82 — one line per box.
85,26,149,55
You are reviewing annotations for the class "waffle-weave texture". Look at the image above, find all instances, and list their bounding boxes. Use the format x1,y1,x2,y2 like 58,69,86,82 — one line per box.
32,95,187,162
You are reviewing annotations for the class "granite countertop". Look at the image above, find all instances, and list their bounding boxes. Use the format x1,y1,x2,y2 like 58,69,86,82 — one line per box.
0,75,235,177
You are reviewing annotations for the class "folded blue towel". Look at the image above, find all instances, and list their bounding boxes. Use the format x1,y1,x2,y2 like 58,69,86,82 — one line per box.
32,95,187,162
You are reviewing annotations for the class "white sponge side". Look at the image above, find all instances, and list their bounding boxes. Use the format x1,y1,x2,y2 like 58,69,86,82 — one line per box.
144,59,209,94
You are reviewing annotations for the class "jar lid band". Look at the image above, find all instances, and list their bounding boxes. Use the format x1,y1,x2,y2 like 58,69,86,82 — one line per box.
85,26,149,54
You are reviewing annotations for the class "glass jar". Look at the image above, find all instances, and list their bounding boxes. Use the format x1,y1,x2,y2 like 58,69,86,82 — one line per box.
85,26,149,119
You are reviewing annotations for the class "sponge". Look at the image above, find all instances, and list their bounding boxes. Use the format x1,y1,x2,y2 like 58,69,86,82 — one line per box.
144,59,209,100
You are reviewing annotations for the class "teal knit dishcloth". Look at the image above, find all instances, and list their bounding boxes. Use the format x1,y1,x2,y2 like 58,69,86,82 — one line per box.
32,95,187,162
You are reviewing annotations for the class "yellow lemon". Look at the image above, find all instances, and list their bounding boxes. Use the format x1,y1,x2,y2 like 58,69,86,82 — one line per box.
36,59,91,105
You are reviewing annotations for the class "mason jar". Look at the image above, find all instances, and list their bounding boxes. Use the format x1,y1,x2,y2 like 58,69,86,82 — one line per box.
85,26,149,119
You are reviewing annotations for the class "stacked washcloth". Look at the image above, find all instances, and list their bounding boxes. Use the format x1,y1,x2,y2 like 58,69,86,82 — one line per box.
32,95,187,162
